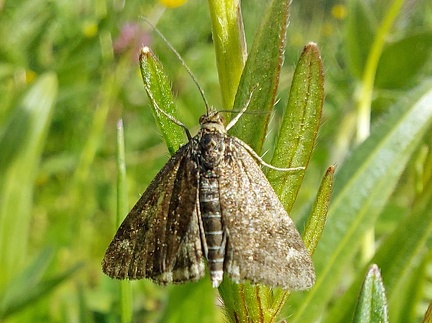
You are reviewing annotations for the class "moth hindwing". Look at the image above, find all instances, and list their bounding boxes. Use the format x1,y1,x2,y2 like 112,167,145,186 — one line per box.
102,112,315,290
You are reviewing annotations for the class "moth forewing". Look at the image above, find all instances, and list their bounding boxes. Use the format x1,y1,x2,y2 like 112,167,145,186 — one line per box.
220,138,315,290
102,143,205,284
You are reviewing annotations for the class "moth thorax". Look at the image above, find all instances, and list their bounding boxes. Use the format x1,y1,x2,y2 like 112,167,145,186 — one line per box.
199,175,225,288
199,133,226,169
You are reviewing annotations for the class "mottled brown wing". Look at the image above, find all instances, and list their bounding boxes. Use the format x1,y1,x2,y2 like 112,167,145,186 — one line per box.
102,143,205,285
220,137,315,290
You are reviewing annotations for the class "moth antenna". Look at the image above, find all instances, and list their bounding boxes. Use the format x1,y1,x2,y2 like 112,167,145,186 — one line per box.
139,58,193,140
226,84,259,131
142,17,210,115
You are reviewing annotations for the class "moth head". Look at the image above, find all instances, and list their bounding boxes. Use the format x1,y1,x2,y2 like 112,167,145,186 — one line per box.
199,112,226,133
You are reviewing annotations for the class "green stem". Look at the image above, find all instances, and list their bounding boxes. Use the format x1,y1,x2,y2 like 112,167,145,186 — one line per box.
207,0,246,110
356,0,405,142
116,120,132,323
357,0,405,264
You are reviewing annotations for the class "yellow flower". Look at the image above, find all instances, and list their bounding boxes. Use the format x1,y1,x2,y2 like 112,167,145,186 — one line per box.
82,21,98,38
331,4,347,20
159,0,187,8
25,70,37,84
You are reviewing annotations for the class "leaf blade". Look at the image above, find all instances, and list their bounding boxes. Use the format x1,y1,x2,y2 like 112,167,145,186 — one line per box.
267,42,324,211
139,47,185,155
353,265,389,323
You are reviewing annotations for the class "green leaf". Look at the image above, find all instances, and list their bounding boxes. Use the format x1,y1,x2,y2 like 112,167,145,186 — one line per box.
267,42,324,212
139,47,185,155
208,0,247,109
344,0,376,79
289,81,432,322
303,165,335,255
229,0,290,152
0,73,58,288
353,265,389,323
375,31,432,89
0,248,82,319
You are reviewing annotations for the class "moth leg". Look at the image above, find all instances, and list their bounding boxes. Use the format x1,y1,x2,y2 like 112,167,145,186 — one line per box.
196,200,208,260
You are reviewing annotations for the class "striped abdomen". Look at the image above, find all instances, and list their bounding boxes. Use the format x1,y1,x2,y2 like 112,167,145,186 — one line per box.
199,175,225,288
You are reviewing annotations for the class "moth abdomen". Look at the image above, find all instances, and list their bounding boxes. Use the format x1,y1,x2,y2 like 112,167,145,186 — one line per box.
199,175,226,288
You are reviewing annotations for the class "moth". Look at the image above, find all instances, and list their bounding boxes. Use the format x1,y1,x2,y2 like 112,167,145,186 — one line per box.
102,44,315,290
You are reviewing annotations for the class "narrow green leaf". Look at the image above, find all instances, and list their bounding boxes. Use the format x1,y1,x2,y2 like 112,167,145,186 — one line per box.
304,165,334,255
208,0,247,109
375,31,432,89
229,0,290,152
353,264,389,323
0,73,58,288
290,82,432,322
267,42,324,212
139,47,185,155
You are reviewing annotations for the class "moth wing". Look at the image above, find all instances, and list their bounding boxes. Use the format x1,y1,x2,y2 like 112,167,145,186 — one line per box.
102,143,205,284
220,138,315,290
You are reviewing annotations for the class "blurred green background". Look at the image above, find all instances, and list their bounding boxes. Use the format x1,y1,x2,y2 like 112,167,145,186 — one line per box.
1,0,432,322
